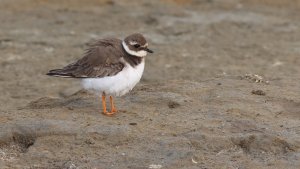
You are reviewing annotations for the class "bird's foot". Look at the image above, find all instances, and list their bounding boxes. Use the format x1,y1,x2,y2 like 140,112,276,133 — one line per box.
102,111,115,116
111,108,117,113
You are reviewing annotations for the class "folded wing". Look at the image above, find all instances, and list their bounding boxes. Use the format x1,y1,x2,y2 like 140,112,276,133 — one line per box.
47,38,125,78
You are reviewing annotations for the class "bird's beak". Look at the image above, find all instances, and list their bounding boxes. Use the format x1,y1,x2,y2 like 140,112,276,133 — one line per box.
144,48,154,53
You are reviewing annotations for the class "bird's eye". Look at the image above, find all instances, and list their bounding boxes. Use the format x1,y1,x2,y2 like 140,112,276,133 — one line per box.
134,44,140,48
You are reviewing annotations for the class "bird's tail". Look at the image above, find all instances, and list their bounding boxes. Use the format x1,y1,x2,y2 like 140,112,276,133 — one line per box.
46,69,73,78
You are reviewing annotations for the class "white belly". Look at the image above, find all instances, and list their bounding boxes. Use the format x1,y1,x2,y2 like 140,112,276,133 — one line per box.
81,61,145,96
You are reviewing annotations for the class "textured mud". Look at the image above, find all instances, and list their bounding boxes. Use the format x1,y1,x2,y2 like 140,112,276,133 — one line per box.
1,0,300,168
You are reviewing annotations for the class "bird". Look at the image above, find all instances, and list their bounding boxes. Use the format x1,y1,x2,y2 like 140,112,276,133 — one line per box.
47,33,153,116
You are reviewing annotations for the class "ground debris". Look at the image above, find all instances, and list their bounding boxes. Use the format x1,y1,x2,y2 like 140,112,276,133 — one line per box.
241,74,270,84
251,89,266,96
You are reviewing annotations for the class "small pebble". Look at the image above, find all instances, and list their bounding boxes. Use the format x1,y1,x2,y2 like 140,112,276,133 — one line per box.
251,90,266,96
168,101,180,108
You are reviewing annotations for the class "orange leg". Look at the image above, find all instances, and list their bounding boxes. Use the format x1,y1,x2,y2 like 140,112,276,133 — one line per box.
102,93,116,116
101,92,107,114
110,96,117,114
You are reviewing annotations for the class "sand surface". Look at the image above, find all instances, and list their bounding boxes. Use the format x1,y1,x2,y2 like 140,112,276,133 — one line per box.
0,0,300,168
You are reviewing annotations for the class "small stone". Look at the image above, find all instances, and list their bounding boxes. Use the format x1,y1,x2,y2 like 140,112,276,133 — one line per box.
168,101,180,109
251,90,266,96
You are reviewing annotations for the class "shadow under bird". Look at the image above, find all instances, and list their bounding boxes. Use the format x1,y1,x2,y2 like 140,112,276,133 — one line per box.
47,33,153,116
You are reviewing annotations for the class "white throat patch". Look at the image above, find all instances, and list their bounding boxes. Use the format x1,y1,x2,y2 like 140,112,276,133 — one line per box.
122,41,147,57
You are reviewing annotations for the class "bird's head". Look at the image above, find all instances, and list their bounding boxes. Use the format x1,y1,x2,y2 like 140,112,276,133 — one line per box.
122,33,153,57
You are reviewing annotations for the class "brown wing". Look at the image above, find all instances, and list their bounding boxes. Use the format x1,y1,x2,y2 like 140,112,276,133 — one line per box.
47,38,125,78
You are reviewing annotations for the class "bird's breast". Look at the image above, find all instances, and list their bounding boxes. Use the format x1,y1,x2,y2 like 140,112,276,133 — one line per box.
81,60,145,96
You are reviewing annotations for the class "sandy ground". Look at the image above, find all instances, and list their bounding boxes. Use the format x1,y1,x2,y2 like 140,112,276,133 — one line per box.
0,0,300,168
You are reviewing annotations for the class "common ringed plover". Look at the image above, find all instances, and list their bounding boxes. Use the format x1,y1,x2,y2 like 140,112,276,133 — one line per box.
47,33,153,116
